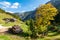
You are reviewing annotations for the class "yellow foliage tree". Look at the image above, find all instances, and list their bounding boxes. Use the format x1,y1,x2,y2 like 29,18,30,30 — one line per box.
35,3,58,36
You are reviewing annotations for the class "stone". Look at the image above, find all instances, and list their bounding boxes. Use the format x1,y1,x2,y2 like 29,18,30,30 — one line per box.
8,25,23,34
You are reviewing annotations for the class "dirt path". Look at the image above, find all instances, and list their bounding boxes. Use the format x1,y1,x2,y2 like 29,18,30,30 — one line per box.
0,24,11,33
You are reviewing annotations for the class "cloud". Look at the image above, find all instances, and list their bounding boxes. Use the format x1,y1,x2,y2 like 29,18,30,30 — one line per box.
0,1,11,8
11,2,20,8
6,11,14,13
0,1,20,9
20,10,26,13
33,7,37,9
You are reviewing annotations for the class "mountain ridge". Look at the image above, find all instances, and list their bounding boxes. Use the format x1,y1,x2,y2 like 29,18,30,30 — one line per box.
15,0,60,21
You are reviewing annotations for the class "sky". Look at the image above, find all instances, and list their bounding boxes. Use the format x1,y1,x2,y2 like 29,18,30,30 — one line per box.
0,0,50,13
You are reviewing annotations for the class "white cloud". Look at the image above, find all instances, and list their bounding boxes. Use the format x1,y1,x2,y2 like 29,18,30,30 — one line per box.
6,11,14,13
11,2,20,8
0,1,11,8
0,1,20,9
33,7,37,9
21,10,26,13
8,11,14,13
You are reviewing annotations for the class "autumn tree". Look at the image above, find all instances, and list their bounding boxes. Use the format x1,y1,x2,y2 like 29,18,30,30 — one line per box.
35,3,58,37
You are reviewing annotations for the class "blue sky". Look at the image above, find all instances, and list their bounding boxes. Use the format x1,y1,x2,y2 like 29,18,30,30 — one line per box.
0,0,50,13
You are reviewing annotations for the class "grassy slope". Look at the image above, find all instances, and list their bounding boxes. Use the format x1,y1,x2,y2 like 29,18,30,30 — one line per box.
37,32,60,40
1,12,60,40
0,12,32,40
0,32,60,40
0,33,25,40
0,13,29,33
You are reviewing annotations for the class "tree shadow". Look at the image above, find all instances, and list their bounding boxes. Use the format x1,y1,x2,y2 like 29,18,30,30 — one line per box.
7,31,29,37
47,31,60,37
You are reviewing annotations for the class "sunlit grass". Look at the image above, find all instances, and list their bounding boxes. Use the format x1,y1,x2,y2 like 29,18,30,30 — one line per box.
0,33,25,40
0,13,29,33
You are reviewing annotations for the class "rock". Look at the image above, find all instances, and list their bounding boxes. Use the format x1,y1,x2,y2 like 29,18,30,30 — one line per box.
3,18,16,23
8,25,23,34
9,18,16,22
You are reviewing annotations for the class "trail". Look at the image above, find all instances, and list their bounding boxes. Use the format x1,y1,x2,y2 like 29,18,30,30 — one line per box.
0,24,11,33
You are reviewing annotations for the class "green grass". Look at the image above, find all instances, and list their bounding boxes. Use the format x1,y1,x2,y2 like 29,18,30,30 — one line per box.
1,13,60,40
0,13,30,33
0,33,25,40
36,32,60,40
0,13,32,40
1,32,60,40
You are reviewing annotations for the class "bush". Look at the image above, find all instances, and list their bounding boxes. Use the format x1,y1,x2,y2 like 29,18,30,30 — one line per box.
48,25,58,32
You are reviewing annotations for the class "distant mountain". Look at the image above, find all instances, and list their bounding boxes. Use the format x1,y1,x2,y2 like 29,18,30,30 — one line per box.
15,10,36,21
23,10,36,21
15,0,60,21
47,0,60,10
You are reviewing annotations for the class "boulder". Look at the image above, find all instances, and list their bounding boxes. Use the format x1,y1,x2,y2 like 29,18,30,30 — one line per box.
8,25,23,34
3,18,16,23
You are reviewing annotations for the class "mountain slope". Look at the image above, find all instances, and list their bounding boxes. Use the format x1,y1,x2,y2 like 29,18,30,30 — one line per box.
47,0,60,10
15,0,60,21
22,10,36,21
15,10,36,21
0,9,29,33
